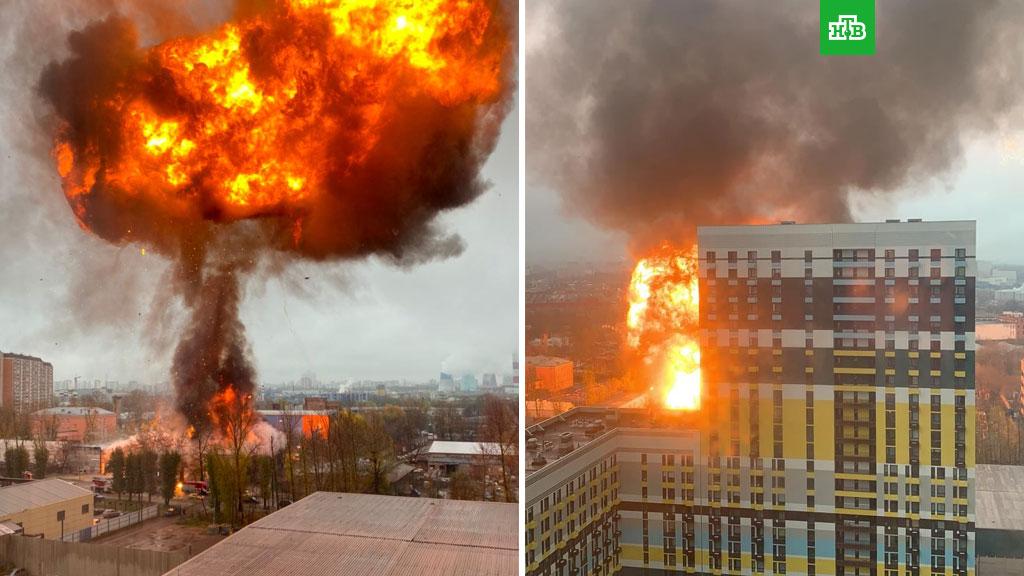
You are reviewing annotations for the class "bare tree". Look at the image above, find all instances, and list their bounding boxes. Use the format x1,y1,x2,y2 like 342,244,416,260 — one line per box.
480,395,518,503
214,389,258,526
363,412,394,495
279,404,300,500
82,408,99,444
39,413,61,441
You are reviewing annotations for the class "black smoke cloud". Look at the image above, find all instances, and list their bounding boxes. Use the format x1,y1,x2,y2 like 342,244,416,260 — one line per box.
528,0,1023,251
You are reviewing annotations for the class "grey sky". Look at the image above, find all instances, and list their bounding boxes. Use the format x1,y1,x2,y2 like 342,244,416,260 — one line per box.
0,1,518,385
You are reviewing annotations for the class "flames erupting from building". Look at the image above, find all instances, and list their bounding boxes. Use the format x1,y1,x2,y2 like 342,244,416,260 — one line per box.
38,0,514,438
626,246,700,410
528,1,1023,413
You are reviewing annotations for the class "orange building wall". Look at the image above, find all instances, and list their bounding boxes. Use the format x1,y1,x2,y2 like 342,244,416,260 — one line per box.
302,414,331,438
527,361,573,392
32,413,117,442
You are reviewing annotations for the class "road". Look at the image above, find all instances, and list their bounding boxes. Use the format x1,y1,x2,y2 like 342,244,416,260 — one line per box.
91,515,224,555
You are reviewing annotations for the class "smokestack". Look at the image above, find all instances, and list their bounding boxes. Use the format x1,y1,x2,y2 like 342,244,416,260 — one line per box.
527,0,1023,250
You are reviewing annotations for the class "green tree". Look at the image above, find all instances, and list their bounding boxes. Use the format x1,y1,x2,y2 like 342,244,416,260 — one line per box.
257,455,273,508
126,452,145,503
449,470,482,501
109,447,127,499
207,452,223,523
32,442,49,479
142,449,159,502
4,445,29,477
159,452,182,507
207,451,244,527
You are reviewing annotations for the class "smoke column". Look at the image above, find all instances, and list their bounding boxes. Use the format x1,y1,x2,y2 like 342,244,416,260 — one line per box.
37,0,515,434
528,0,1023,251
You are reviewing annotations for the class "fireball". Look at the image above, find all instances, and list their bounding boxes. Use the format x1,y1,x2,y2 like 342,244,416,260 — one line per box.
627,246,701,410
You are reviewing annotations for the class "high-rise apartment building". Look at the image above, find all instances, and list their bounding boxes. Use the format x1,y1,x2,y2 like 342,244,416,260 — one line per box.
0,352,54,413
525,220,976,576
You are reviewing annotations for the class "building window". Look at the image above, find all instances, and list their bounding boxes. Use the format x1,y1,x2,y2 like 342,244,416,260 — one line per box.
82,504,89,515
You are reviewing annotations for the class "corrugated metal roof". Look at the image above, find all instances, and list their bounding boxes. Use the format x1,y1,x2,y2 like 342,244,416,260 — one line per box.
427,441,502,456
977,464,1024,531
0,478,92,517
163,493,516,576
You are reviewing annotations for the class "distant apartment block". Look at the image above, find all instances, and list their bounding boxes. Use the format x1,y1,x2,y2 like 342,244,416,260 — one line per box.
527,356,574,393
0,352,54,414
525,220,976,576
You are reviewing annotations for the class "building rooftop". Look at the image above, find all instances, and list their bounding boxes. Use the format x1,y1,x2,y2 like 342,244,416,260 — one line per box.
0,352,52,366
33,407,115,417
0,478,92,517
525,356,572,367
525,406,664,475
162,492,516,576
427,440,502,456
976,464,1024,531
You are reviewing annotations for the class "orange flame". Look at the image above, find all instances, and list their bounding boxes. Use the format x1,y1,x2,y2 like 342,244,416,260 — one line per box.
209,384,258,443
627,246,701,410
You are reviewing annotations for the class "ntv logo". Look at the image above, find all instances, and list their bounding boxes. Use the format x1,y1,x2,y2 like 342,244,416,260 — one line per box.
827,15,867,41
820,0,874,55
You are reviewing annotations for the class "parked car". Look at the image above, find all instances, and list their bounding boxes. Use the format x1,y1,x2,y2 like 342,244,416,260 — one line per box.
102,510,121,519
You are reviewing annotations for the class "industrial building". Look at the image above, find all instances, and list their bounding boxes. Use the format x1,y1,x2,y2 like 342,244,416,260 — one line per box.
0,352,53,414
424,440,504,474
31,406,117,442
162,492,516,575
525,220,977,576
257,409,331,438
527,356,574,393
0,478,94,540
975,464,1024,572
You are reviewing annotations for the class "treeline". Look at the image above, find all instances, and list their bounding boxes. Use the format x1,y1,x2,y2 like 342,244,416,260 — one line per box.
274,409,398,499
106,447,182,506
3,442,49,479
975,342,1024,465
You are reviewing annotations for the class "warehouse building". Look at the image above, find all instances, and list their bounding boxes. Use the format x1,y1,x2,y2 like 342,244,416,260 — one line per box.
162,492,516,575
0,478,94,540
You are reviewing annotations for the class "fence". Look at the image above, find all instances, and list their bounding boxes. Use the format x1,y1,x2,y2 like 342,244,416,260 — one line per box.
62,504,160,543
0,535,187,576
